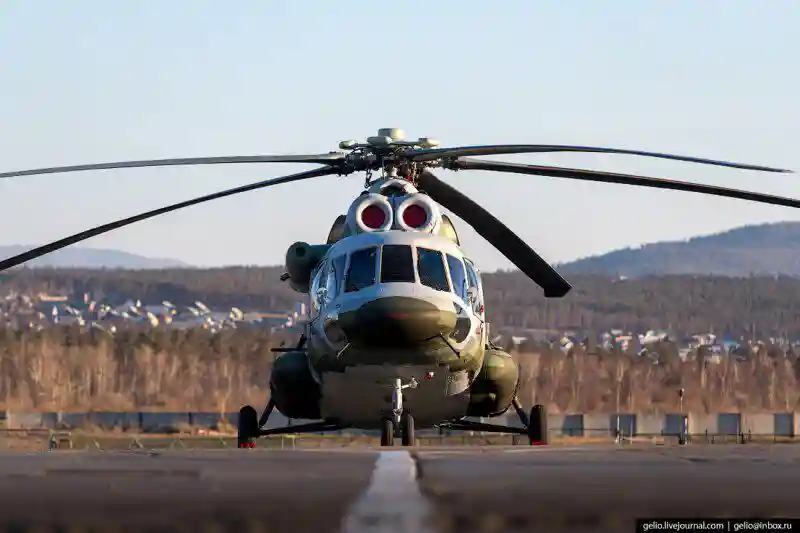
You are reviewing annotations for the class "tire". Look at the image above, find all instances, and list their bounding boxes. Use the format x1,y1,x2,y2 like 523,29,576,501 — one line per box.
381,418,395,447
401,413,415,446
528,404,548,445
237,405,259,449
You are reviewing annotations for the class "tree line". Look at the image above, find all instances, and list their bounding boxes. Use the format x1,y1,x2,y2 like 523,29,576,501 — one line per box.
1,267,798,414
0,325,797,414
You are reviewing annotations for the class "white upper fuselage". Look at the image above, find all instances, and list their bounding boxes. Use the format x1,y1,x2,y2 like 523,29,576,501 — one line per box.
308,229,487,353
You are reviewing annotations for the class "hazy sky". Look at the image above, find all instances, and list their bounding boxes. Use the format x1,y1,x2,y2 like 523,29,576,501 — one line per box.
1,1,798,271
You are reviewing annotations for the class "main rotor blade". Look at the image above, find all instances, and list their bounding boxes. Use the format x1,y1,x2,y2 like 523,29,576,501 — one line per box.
450,158,800,209
416,170,571,298
0,166,337,272
0,153,346,179
406,144,792,173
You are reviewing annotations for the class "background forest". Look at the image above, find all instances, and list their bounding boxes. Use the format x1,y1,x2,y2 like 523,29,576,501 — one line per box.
1,267,799,413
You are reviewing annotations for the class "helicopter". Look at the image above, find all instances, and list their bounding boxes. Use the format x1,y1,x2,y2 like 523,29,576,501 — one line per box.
0,127,795,447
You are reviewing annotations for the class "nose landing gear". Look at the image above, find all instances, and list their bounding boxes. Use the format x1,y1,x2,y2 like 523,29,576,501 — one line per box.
380,377,418,447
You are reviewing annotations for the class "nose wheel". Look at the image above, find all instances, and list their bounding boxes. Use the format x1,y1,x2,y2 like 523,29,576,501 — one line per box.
380,377,418,447
380,418,394,446
400,413,415,446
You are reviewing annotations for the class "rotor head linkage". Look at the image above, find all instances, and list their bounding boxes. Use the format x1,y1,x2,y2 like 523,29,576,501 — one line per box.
338,128,441,156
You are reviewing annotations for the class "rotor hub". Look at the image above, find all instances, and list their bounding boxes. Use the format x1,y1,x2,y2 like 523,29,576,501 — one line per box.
377,128,406,141
337,129,443,186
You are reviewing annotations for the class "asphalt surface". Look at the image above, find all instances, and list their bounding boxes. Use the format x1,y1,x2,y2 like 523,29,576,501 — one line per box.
0,444,797,532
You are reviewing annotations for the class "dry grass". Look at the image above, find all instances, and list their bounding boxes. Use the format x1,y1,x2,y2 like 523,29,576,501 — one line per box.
0,326,275,413
0,327,798,414
514,344,800,414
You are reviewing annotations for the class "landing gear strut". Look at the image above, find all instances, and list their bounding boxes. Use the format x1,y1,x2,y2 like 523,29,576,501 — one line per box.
438,397,549,446
380,377,418,447
237,397,343,449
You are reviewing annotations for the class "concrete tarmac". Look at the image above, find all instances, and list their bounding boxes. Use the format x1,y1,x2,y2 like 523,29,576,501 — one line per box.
0,444,797,532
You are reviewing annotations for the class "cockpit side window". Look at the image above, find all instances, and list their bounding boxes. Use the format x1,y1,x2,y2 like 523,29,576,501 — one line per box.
330,254,347,298
380,245,415,283
465,259,480,290
464,258,483,313
318,260,329,292
417,248,450,292
344,247,378,293
446,254,468,303
311,260,328,311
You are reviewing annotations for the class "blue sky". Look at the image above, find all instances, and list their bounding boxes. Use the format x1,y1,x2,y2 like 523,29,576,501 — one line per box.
0,1,798,271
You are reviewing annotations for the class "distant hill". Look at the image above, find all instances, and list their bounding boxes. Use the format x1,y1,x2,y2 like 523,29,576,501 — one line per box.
558,222,800,277
8,220,800,274
0,246,188,269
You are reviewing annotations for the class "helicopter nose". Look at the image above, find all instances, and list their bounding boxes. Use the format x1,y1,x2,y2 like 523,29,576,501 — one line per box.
339,296,457,346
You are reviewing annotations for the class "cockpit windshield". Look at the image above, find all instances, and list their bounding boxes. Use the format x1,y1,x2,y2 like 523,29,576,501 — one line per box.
341,243,472,299
380,245,415,283
417,247,450,292
344,247,378,292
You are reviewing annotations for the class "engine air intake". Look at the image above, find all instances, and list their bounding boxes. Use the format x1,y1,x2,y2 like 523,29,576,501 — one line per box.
361,204,386,229
395,194,439,233
346,193,394,234
402,204,427,228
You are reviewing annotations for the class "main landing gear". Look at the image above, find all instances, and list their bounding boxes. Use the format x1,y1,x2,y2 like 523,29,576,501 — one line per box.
236,398,343,449
236,386,547,448
236,375,422,449
439,398,549,445
380,377,418,447
237,405,259,449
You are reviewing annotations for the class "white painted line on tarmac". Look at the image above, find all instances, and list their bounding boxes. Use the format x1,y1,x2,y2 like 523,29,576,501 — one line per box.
341,451,435,533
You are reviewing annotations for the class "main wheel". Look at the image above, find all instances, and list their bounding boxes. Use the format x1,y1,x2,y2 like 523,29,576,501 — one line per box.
380,418,395,447
401,413,415,446
237,405,259,449
528,404,548,445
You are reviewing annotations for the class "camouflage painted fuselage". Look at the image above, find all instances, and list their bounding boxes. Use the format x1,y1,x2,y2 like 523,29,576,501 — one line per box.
269,179,520,429
270,232,520,428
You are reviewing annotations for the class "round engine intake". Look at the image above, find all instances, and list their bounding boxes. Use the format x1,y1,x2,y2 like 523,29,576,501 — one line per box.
394,193,440,234
346,193,394,234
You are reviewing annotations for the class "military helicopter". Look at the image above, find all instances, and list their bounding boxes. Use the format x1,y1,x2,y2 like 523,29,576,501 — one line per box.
0,127,795,447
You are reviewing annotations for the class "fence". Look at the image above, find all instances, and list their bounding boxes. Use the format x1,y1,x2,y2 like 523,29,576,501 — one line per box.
1,410,797,438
